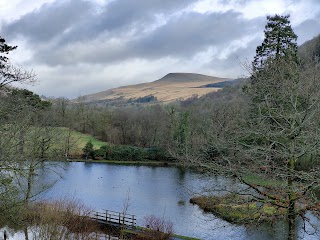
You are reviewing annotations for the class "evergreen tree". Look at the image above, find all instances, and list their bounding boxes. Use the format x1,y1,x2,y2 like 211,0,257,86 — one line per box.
241,15,320,240
253,14,298,72
82,141,94,159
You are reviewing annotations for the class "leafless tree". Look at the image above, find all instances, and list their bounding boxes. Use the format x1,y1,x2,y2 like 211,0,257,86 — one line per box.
200,58,320,240
0,37,36,91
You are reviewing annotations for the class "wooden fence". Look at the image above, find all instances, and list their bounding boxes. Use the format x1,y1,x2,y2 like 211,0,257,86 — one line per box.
89,210,136,229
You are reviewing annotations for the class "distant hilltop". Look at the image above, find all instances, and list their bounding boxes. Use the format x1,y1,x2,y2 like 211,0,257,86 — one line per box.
81,72,233,104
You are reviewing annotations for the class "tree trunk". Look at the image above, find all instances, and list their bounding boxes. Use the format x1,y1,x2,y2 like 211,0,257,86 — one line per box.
24,164,34,208
287,158,296,240
288,197,296,240
23,164,34,240
19,129,25,155
23,225,29,240
65,129,71,157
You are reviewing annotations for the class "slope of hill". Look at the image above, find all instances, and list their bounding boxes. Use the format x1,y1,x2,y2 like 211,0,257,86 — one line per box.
83,73,231,103
298,34,320,60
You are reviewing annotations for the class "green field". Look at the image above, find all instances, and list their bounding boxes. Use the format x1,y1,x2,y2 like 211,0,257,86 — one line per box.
56,127,108,154
67,129,107,149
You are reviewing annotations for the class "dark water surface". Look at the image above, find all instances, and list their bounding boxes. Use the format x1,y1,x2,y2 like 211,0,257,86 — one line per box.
35,162,320,240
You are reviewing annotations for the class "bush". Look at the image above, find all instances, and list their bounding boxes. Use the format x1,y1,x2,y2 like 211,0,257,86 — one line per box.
136,215,173,240
109,145,146,161
94,145,110,159
93,145,171,162
145,147,168,161
82,141,94,159
27,199,99,239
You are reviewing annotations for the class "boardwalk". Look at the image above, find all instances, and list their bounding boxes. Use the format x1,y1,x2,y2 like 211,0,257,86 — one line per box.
89,210,136,230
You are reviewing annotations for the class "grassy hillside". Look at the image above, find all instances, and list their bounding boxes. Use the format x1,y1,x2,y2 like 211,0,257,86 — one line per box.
68,130,107,150
54,127,108,155
82,73,231,103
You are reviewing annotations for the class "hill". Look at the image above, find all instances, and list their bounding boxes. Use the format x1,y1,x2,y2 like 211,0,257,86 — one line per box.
298,34,320,60
82,73,232,103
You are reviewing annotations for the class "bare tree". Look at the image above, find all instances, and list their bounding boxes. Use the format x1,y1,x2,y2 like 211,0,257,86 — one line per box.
0,37,36,90
201,58,320,240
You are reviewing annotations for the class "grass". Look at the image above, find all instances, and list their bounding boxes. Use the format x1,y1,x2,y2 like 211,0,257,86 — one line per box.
190,194,286,224
53,127,108,155
69,159,177,166
85,74,229,103
66,129,107,149
123,226,200,240
58,128,174,164
242,173,286,188
171,234,201,240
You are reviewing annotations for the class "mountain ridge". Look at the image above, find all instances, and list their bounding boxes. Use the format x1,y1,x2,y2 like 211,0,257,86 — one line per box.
82,72,232,103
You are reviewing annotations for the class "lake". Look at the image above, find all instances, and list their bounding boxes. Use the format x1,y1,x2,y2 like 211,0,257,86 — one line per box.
25,162,320,239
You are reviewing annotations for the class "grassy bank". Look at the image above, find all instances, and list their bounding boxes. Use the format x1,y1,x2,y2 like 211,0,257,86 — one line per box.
59,128,172,163
123,226,201,240
190,194,286,224
68,159,178,166
242,173,286,188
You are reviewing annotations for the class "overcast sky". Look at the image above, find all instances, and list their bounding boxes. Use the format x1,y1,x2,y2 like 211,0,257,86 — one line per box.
1,0,320,98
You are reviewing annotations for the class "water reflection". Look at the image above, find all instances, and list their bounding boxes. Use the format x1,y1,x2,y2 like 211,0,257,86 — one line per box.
31,162,320,240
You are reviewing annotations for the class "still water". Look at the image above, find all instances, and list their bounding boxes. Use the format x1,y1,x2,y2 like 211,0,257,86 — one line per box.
30,162,320,239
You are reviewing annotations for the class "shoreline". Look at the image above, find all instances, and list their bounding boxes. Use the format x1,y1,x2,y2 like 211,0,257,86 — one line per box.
64,158,180,167
190,194,286,224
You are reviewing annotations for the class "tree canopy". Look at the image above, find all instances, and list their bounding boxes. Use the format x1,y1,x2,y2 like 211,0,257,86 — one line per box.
242,15,320,240
253,14,298,72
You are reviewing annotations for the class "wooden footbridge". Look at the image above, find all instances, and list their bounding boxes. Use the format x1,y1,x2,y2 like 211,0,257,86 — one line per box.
89,210,136,230
87,210,198,240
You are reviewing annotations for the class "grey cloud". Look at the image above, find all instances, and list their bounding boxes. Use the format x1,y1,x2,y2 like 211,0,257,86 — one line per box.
204,36,262,77
2,0,202,67
3,0,198,45
2,0,319,98
295,18,320,44
57,0,200,46
93,0,198,32
30,10,264,67
2,0,94,43
131,11,264,59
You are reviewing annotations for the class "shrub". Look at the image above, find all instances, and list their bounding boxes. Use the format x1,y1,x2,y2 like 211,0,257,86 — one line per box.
145,147,168,161
136,215,173,240
82,141,95,159
109,145,146,161
27,199,99,239
94,145,110,159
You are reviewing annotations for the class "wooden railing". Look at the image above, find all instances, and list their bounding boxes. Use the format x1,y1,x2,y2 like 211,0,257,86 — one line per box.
89,210,136,229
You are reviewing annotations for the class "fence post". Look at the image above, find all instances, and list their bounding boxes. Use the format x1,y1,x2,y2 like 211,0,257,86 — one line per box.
119,212,121,224
106,210,108,222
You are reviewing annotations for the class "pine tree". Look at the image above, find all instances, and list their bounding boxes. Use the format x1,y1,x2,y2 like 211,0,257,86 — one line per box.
253,14,298,71
83,141,94,159
244,15,320,240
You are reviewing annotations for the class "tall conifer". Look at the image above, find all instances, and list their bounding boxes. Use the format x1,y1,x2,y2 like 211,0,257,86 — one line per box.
253,14,298,71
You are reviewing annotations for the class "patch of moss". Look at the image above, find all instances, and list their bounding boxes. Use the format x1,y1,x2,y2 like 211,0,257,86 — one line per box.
190,194,286,224
242,173,285,188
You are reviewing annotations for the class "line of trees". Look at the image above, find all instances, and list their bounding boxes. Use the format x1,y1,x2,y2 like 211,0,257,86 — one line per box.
200,15,320,240
0,37,75,238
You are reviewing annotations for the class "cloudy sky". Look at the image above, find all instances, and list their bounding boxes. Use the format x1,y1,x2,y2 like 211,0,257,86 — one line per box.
1,0,320,98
